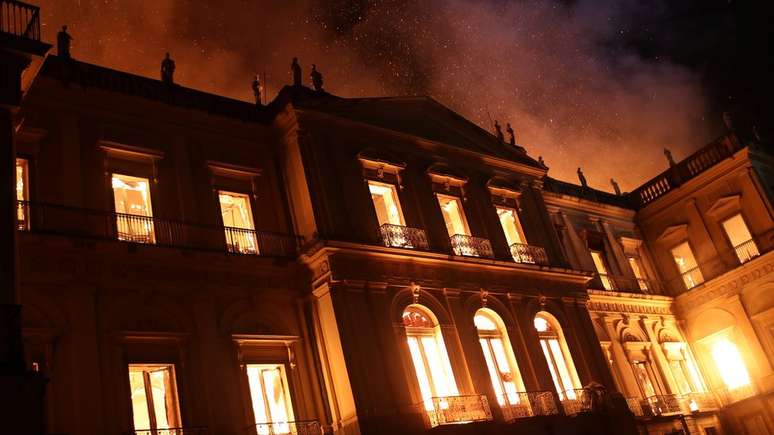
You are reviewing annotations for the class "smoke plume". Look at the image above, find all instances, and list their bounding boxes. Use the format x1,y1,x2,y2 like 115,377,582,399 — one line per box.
37,0,712,191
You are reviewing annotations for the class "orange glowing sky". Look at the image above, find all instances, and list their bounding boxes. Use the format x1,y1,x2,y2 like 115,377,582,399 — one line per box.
36,0,718,192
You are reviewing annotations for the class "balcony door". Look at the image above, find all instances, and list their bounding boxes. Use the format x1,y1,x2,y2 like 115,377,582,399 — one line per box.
128,364,182,433
112,173,155,243
474,309,525,409
244,364,296,435
403,305,459,410
219,191,258,254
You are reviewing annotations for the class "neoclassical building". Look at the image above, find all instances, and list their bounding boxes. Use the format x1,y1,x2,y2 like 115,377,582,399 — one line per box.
1,3,773,435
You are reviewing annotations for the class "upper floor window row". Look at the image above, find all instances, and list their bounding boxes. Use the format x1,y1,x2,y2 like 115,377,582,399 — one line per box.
361,161,546,265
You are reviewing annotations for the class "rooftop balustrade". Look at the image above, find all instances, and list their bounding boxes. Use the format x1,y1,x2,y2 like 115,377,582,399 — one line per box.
17,201,302,257
0,0,40,41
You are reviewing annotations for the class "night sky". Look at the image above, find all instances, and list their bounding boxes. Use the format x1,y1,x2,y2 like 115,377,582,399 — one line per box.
35,0,772,191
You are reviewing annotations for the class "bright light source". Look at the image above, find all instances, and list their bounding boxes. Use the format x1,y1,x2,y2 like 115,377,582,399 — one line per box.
534,317,549,332
711,339,751,389
689,399,698,412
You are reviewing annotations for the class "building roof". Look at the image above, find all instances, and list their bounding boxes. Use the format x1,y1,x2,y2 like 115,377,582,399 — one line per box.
542,177,633,209
37,55,273,123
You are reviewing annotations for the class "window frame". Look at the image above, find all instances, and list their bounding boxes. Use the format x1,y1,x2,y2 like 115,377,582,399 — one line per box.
494,205,527,246
474,309,525,407
242,363,296,429
15,157,30,230
110,172,157,244
590,250,615,290
719,213,759,264
669,240,704,290
127,363,183,432
534,312,581,400
367,179,406,227
435,193,471,237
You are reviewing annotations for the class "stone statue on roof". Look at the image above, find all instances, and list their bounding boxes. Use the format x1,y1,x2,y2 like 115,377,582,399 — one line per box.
161,52,175,85
57,25,73,59
506,123,516,146
577,167,588,188
664,148,676,167
310,64,324,91
291,57,302,86
494,120,504,142
610,178,621,195
252,75,261,105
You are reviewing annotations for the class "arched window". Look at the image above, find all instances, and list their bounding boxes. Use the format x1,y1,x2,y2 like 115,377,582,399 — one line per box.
534,312,581,400
403,305,458,408
474,309,525,407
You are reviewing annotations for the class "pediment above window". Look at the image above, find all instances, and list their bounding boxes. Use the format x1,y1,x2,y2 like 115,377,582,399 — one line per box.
427,163,468,198
357,148,406,173
486,176,522,201
207,161,262,179
656,223,688,244
99,141,165,162
706,194,742,219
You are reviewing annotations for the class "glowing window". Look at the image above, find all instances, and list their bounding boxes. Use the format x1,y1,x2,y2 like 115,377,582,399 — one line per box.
219,191,258,254
496,206,526,246
711,339,751,389
16,158,29,230
245,364,295,434
112,173,155,243
534,312,580,400
631,361,657,398
671,242,703,289
403,305,458,410
436,194,470,237
628,257,649,291
368,180,405,227
475,309,525,407
128,364,181,432
722,214,759,263
590,251,614,290
669,360,693,395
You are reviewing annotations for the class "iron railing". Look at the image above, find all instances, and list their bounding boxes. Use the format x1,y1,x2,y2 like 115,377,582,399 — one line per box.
630,134,742,208
16,201,302,257
733,239,760,264
509,243,549,265
595,273,617,291
449,234,494,258
16,199,28,230
131,428,209,435
499,391,559,421
626,392,720,418
559,389,594,415
0,0,40,40
424,394,492,428
379,223,429,250
589,274,665,295
246,420,321,435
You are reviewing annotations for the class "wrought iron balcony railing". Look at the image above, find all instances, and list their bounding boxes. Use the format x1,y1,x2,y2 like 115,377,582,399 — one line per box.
509,243,549,265
0,0,40,41
246,420,321,435
16,201,302,257
559,389,595,415
595,273,617,291
449,234,494,258
379,223,429,250
733,238,760,264
626,392,720,418
424,394,493,428
131,428,209,435
499,390,559,421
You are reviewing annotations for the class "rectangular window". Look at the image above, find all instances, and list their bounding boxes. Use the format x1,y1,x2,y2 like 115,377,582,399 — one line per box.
628,257,649,291
245,364,295,434
436,194,470,237
112,173,155,243
722,214,759,264
128,364,181,432
16,158,29,230
669,360,693,395
671,242,704,289
368,180,405,226
219,191,258,254
496,206,525,246
590,251,614,290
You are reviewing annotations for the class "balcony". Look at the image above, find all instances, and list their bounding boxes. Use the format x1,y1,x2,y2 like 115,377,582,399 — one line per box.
590,274,666,295
733,238,760,264
680,266,704,290
499,391,559,421
131,428,209,435
424,394,493,428
379,223,429,250
509,243,549,265
246,420,321,435
449,234,494,258
626,392,720,418
16,201,302,257
559,389,594,416
0,0,40,41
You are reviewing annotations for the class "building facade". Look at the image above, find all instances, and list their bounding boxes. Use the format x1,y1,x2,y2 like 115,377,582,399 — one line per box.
2,3,774,435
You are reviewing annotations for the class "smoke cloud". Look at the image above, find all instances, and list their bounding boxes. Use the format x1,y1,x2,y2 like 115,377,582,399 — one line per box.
37,0,712,191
